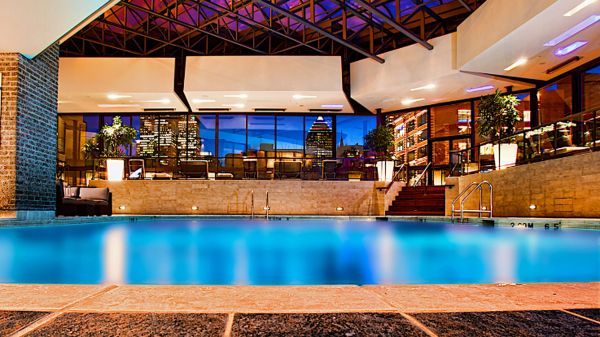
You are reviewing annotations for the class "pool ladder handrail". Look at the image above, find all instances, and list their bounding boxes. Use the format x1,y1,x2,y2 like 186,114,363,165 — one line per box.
250,190,254,219
451,181,493,223
264,190,270,220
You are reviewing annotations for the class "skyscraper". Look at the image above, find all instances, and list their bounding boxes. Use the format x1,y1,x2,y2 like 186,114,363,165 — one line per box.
305,116,333,158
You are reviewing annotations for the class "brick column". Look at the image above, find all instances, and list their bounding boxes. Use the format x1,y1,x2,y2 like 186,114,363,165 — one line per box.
0,45,59,220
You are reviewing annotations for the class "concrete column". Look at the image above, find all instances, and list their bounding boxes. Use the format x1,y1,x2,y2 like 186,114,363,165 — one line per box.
0,45,59,220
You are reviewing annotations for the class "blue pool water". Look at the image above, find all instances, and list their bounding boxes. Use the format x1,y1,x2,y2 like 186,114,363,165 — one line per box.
0,218,598,285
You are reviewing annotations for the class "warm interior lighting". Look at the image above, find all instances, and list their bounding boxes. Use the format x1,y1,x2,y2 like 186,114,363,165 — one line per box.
482,206,487,211
504,58,527,71
529,204,537,210
192,98,216,104
224,94,248,98
223,103,245,108
191,206,199,211
544,15,600,46
107,93,132,100
554,41,588,56
401,98,425,106
466,85,495,93
293,94,317,99
410,84,436,91
118,205,126,210
107,159,125,181
564,0,597,17
321,104,344,109
336,207,344,211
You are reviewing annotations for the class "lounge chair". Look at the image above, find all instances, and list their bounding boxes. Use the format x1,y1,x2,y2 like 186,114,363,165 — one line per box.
128,159,145,179
180,160,209,179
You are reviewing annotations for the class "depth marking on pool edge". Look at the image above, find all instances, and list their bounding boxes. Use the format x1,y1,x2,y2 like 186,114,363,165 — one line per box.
8,285,118,337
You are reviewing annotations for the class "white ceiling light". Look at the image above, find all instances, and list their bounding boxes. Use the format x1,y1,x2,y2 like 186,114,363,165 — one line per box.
293,94,317,99
223,103,245,108
401,98,425,106
544,15,600,46
224,94,248,99
192,98,217,104
504,58,527,71
410,84,436,91
107,93,132,100
321,104,344,109
564,0,597,17
98,104,140,108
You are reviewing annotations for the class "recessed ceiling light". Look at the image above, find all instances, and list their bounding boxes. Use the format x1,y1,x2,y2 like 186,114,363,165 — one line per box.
321,104,344,109
564,0,597,17
504,58,527,71
107,93,132,100
544,15,600,46
401,98,425,106
410,84,436,91
466,85,495,93
224,94,248,99
223,103,245,108
98,104,140,108
555,41,588,56
293,94,317,99
192,98,217,104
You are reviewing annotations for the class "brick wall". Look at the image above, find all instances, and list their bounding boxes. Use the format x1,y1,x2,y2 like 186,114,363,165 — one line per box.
90,180,385,216
0,45,59,218
446,151,600,218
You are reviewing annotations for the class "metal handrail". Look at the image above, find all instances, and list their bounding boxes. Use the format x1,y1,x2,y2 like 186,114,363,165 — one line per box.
264,190,270,220
451,181,493,223
393,163,406,182
450,181,479,222
250,190,254,219
412,162,431,187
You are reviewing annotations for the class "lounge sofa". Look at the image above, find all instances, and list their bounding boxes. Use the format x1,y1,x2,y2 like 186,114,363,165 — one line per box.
56,180,112,216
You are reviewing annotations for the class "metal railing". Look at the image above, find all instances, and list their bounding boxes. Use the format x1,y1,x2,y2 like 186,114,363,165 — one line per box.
449,106,600,177
264,190,270,220
412,162,431,186
451,181,493,223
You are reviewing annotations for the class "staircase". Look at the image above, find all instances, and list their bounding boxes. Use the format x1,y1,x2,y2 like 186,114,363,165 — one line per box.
386,186,446,216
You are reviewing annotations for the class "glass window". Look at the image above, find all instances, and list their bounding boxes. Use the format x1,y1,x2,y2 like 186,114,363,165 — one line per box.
335,115,376,158
138,114,160,158
305,116,333,158
538,75,573,124
276,116,304,157
247,115,275,152
218,114,246,159
583,64,600,110
515,92,531,130
155,115,187,159
432,102,471,138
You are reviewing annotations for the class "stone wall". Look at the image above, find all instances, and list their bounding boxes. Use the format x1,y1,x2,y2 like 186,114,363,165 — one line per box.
90,180,385,216
0,46,59,219
446,151,600,218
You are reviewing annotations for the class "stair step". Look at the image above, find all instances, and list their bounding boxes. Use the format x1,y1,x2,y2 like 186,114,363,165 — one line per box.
386,210,445,216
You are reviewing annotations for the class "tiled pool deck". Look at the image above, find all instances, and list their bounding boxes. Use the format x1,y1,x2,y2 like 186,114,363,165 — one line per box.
0,283,598,336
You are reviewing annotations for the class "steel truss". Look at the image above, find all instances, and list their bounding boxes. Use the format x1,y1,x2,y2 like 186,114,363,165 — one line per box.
61,0,483,62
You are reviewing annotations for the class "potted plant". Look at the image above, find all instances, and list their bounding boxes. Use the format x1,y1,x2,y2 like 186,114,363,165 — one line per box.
364,125,395,181
477,90,521,170
83,116,137,181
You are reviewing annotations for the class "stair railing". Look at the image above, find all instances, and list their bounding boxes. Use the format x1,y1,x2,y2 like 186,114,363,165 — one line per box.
412,162,431,187
451,181,493,223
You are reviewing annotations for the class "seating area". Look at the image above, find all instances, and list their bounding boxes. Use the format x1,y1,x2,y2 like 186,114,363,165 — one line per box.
56,180,112,216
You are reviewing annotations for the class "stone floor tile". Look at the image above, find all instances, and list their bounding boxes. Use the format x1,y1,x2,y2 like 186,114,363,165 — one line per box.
0,311,48,336
231,313,428,337
412,310,600,337
25,312,227,337
0,284,107,311
69,286,393,313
